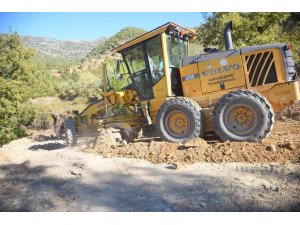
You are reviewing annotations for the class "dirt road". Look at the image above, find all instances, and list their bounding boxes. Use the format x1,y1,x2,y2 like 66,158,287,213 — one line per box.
1,132,300,211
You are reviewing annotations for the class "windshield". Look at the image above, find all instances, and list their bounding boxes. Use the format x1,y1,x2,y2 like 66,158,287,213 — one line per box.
106,60,131,91
123,45,146,74
166,34,188,68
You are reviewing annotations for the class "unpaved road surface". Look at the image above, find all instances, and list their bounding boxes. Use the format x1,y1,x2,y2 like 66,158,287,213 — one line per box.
1,133,300,211
0,102,300,211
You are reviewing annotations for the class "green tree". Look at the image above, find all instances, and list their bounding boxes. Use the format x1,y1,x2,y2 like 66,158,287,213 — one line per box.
0,77,36,145
197,13,290,49
0,33,56,146
197,12,299,72
0,33,36,81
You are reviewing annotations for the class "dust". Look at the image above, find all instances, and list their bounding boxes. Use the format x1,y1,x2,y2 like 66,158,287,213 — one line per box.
83,121,300,165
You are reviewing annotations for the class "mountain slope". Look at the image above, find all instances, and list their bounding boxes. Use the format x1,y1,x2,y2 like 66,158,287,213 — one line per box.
20,36,106,61
86,27,146,60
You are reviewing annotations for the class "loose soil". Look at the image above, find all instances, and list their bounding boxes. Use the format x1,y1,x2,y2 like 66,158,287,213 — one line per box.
276,100,300,122
84,101,300,165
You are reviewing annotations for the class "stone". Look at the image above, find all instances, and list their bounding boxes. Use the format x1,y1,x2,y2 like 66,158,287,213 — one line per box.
286,142,296,151
184,155,191,161
266,144,277,152
271,186,279,192
172,162,183,169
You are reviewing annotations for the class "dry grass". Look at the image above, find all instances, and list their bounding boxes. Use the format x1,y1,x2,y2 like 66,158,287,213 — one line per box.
30,96,87,114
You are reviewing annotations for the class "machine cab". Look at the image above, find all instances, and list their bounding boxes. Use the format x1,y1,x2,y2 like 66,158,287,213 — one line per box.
113,22,197,101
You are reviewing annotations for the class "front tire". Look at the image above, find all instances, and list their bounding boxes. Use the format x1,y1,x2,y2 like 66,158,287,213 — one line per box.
212,90,274,142
64,118,77,146
156,97,205,143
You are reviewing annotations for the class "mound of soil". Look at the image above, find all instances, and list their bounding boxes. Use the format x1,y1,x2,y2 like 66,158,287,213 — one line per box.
276,101,300,121
83,121,300,165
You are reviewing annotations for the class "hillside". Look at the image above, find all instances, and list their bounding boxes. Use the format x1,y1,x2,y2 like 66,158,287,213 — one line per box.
86,27,146,60
20,35,106,61
0,27,146,63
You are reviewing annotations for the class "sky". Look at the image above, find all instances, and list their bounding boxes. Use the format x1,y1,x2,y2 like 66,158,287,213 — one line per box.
0,12,205,41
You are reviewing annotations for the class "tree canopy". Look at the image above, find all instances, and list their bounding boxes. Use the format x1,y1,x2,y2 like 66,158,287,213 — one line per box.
0,33,57,145
196,13,300,70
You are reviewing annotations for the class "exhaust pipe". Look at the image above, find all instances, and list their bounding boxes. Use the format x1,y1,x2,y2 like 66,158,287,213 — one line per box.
224,21,233,50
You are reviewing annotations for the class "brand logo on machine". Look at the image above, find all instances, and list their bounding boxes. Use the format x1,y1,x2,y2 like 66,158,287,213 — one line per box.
182,73,199,81
201,64,240,76
219,59,228,66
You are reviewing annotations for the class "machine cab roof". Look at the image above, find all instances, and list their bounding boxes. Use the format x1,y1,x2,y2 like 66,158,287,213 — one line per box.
113,22,197,53
113,22,197,100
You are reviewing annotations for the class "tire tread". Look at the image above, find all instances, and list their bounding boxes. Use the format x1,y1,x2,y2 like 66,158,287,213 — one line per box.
212,89,274,142
156,97,205,142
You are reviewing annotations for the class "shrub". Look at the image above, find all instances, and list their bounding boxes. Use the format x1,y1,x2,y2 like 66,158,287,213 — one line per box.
0,33,57,145
31,111,53,129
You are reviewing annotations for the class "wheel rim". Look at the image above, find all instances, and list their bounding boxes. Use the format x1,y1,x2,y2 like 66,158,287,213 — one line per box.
165,110,191,138
224,104,257,136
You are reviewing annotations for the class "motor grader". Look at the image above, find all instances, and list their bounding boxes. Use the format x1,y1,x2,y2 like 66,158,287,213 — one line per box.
64,21,299,145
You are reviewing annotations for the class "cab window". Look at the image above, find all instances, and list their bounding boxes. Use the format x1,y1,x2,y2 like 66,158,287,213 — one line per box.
145,35,164,85
123,45,146,73
122,45,152,100
107,60,131,91
166,34,188,68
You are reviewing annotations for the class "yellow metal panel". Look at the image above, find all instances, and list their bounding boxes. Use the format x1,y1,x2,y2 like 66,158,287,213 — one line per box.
179,63,202,97
264,81,300,112
198,55,246,94
255,51,272,86
191,87,246,108
152,76,168,98
248,83,277,93
241,48,287,88
149,97,169,120
272,49,287,83
104,114,143,126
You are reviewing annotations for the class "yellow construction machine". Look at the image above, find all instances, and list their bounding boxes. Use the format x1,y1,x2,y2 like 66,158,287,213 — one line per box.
64,21,299,145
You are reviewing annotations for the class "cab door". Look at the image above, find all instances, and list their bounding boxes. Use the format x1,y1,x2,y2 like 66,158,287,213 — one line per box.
122,44,153,100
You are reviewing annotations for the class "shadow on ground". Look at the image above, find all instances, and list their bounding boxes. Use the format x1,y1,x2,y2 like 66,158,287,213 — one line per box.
28,143,66,151
0,159,300,212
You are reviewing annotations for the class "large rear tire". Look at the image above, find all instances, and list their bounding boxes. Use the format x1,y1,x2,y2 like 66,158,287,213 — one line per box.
156,97,205,143
64,118,77,146
212,89,274,142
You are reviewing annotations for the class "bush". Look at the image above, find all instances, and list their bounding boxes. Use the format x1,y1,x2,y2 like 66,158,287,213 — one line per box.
31,111,53,129
0,33,58,145
0,97,36,146
58,71,100,100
